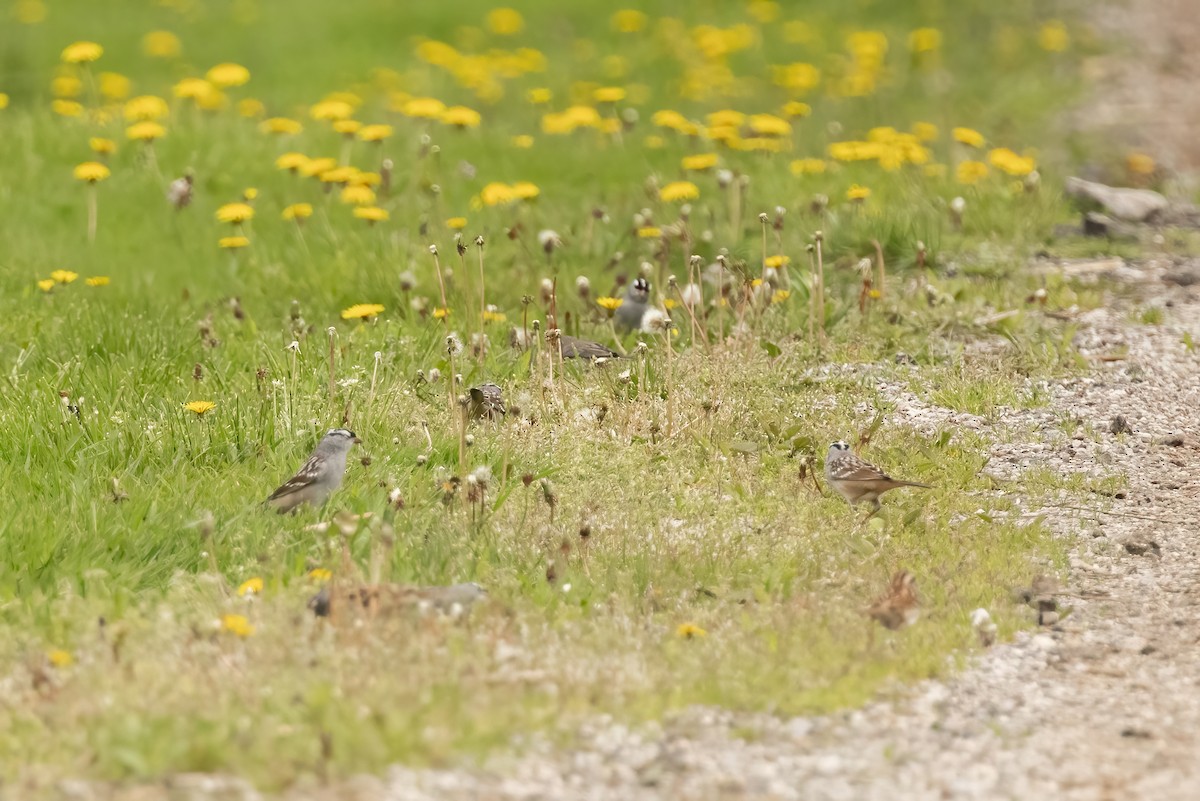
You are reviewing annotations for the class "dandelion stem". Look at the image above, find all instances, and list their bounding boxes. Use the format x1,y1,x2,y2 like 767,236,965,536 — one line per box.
872,239,886,300
430,247,449,312
327,327,337,404
86,184,97,245
815,232,826,347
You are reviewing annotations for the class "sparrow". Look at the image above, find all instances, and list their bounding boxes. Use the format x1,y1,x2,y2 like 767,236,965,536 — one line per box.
615,277,651,331
468,383,506,420
309,582,487,619
868,570,920,630
824,440,930,512
266,428,360,513
558,333,619,361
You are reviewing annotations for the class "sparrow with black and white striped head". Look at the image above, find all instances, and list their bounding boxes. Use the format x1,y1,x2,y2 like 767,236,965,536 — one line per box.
824,440,930,512
615,277,651,331
266,428,360,513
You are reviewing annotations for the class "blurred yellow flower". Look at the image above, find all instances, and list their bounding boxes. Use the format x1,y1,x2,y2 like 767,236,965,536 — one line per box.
142,30,181,58
310,99,353,121
659,181,700,202
239,98,265,118
402,97,446,119
89,137,116,155
771,289,791,304
184,400,216,415
511,181,540,200
908,27,942,53
353,206,389,223
308,568,332,582
237,577,263,596
748,113,791,137
597,296,624,315
85,276,110,287
340,185,376,206
62,41,103,64
47,649,73,668
487,7,524,35
912,122,938,142
37,279,55,293
781,101,811,118
358,123,394,142
681,153,718,171
1038,20,1069,52
512,134,534,148
0,93,8,110
52,100,83,117
764,255,790,269
99,72,131,101
73,162,110,183
772,62,821,93
644,135,665,148
527,88,552,105
221,613,254,637
956,160,989,184
282,203,313,221
1127,152,1156,175
206,63,250,88
216,203,254,224
341,303,385,320
952,127,985,148
432,307,451,320
846,184,871,201
219,236,250,249
332,119,361,136
988,147,1036,176
612,9,646,32
126,121,166,141
789,158,826,175
51,269,78,284
124,95,169,121
676,622,707,639
52,75,82,98
173,77,214,101
479,182,515,206
441,106,481,128
276,152,309,172
593,86,626,104
446,217,467,230
637,226,662,238
261,117,302,135
483,309,507,323
302,157,338,177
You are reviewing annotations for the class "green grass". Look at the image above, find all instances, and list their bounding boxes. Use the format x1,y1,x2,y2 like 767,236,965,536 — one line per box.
0,0,1106,792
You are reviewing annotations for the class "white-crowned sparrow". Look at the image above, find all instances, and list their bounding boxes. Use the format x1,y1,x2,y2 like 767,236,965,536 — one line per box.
868,570,919,630
468,383,506,420
824,440,930,512
266,428,360,513
615,277,651,331
558,333,619,361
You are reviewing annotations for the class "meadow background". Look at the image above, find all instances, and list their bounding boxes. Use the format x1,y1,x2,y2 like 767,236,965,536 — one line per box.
0,0,1124,791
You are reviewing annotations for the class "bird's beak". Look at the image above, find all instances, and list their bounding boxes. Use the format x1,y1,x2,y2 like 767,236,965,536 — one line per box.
352,436,363,444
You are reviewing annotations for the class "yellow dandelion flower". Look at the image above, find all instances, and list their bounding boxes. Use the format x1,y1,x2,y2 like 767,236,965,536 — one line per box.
341,303,385,320
764,255,790,269
912,122,938,142
681,153,718,171
644,135,665,149
85,276,110,287
331,120,361,136
216,203,254,224
676,622,707,639
597,297,624,314
908,27,942,53
89,137,116,156
242,188,258,201
47,649,74,667
357,123,393,142
1038,20,1069,52
238,98,264,118
282,203,313,221
37,279,55,293
446,217,467,230
402,97,446,119
527,88,552,105
512,134,534,148
52,75,82,98
309,99,353,122
956,160,989,184
276,152,309,172
637,226,662,238
611,9,647,33
0,93,8,110
487,7,524,35
789,158,826,175
302,157,338,178
50,270,78,284
988,147,1036,176
1127,153,1156,175
73,162,110,183
846,184,871,201
261,117,302,135
220,613,254,637
52,99,83,117
206,62,250,88
482,309,507,323
237,577,264,596
142,30,181,59
353,206,389,223
62,41,103,64
98,72,131,101
659,181,700,202
771,289,791,304
308,568,332,582
184,400,216,415
340,185,376,206
748,114,791,137
952,127,986,148
478,182,515,206
124,95,169,121
126,121,166,142
593,86,626,104
511,181,540,200
219,236,250,249
432,307,451,320
441,106,482,129
781,101,812,118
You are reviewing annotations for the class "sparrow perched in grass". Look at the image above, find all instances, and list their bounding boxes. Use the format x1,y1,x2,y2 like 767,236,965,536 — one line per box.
615,277,651,331
824,440,930,512
557,333,619,361
468,383,506,420
266,428,360,513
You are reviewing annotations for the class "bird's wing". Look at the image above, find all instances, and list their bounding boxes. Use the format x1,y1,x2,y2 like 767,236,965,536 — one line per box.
267,455,322,500
829,455,892,483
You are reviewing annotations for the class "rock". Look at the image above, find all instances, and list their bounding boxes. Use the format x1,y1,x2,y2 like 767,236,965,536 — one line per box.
1066,177,1169,222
